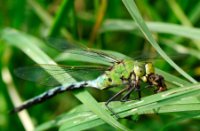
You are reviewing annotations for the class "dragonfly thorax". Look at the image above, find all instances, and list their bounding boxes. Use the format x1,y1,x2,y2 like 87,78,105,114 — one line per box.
96,60,156,89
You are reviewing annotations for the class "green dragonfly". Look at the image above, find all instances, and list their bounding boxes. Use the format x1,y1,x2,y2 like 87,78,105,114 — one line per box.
12,38,167,116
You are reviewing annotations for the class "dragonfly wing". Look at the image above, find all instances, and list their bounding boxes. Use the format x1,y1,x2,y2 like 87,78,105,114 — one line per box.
14,65,107,87
45,38,122,64
55,49,131,66
45,37,79,51
130,50,188,63
65,49,121,63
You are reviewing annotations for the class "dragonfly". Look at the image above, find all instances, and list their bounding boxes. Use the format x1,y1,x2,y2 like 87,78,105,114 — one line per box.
11,38,167,117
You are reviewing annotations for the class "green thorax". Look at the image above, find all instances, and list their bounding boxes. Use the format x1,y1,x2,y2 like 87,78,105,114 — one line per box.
109,59,135,82
95,59,155,90
96,60,139,89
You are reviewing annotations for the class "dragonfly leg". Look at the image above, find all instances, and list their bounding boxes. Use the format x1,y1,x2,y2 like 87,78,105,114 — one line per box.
133,78,141,100
121,82,141,101
144,84,154,89
105,87,129,118
120,86,134,102
134,85,141,100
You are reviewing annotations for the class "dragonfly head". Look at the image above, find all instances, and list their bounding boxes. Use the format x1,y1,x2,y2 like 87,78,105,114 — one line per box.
147,73,167,93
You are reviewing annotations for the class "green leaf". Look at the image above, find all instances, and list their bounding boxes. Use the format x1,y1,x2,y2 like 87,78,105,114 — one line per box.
101,20,200,41
48,0,74,36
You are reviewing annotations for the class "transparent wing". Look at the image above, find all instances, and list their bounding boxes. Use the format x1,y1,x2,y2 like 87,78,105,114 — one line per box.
65,49,121,63
15,64,107,87
45,38,122,64
45,38,186,64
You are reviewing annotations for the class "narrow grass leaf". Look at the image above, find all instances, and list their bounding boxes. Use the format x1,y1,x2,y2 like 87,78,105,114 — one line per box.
101,20,200,41
162,112,200,130
160,38,200,60
48,0,73,36
27,0,52,26
59,118,106,131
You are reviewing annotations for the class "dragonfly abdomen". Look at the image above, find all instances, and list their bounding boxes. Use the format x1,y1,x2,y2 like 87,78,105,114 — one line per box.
11,81,94,113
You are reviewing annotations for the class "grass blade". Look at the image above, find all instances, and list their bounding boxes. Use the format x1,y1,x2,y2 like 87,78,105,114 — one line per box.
101,20,200,41
48,0,74,36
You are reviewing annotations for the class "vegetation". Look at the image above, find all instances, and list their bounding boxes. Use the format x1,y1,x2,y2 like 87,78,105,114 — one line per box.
0,0,200,130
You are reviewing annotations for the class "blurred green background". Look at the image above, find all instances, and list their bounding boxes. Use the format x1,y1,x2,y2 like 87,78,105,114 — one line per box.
0,0,200,131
